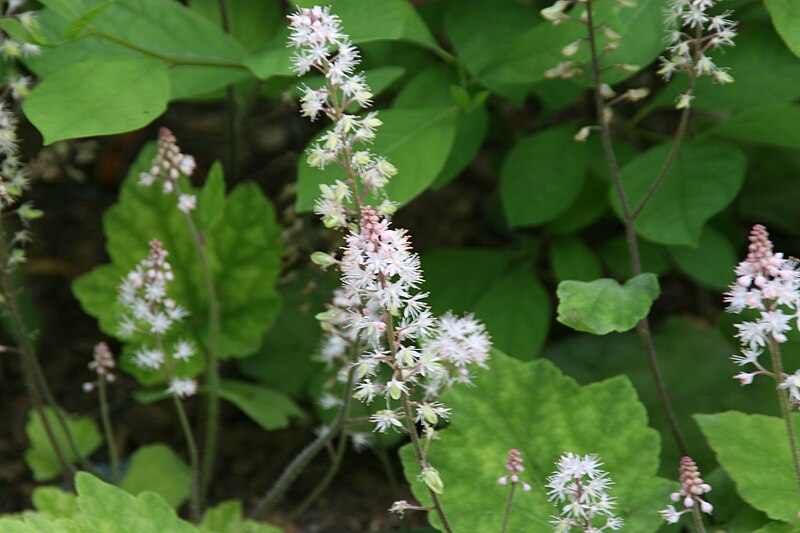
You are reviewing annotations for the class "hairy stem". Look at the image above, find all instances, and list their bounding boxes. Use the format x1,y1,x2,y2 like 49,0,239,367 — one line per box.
585,0,687,456
690,506,707,533
173,394,201,522
288,429,349,519
250,367,356,520
766,338,800,494
98,376,120,483
499,483,516,533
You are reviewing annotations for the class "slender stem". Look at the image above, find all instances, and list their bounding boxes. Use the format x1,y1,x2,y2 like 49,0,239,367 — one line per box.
87,29,246,69
98,376,120,483
499,483,517,533
176,207,221,508
288,429,349,519
218,0,238,181
173,395,201,522
400,395,454,533
585,0,687,456
690,506,707,533
250,367,356,520
766,339,800,494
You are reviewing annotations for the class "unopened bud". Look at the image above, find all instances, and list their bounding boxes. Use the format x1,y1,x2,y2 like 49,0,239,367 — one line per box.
562,40,581,57
310,251,337,268
422,466,444,495
624,88,650,102
574,126,591,142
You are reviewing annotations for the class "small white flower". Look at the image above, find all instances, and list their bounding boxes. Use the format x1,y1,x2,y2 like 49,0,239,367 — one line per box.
167,377,197,399
370,409,403,433
780,370,800,402
178,193,196,213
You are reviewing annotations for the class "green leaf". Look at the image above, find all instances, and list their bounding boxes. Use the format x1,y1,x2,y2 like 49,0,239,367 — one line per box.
546,174,610,234
23,58,169,144
32,487,77,519
669,226,736,290
201,500,282,533
501,125,587,228
120,444,191,509
758,522,800,533
422,249,550,360
296,107,458,211
711,104,800,149
399,352,670,532
696,411,800,524
738,148,800,237
189,0,282,51
599,236,671,278
613,139,746,246
218,380,304,431
63,1,112,39
198,162,226,231
24,408,103,481
557,273,660,334
765,0,800,59
549,237,604,282
72,144,282,384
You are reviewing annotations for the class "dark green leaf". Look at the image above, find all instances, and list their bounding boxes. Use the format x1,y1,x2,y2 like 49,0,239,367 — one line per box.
218,380,304,431
399,352,671,532
557,273,660,334
599,236,671,278
669,226,736,290
189,0,282,51
501,125,587,228
549,237,604,282
711,104,800,148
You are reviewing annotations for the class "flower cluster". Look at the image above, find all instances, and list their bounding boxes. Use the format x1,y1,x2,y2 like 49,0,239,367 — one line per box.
660,0,737,107
659,456,713,524
498,448,532,492
0,5,40,62
0,104,28,210
139,128,197,213
724,224,800,400
82,342,117,393
546,452,624,532
116,239,197,397
287,6,398,229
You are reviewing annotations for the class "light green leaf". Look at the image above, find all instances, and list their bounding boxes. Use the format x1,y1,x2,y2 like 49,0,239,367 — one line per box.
63,1,112,39
24,408,103,481
32,487,77,519
422,249,550,360
218,380,304,431
501,125,587,228
296,107,458,211
614,139,746,246
557,273,660,334
549,237,604,282
765,0,800,59
72,145,282,384
23,58,169,144
201,500,282,533
198,162,226,231
399,351,671,532
758,522,800,533
711,104,800,149
696,411,800,524
120,444,191,509
669,226,736,290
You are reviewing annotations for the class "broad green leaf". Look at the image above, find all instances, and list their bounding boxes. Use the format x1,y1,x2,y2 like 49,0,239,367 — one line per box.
63,1,112,39
201,500,282,533
652,26,800,111
72,146,282,384
557,273,660,334
238,272,335,398
696,412,800,524
24,408,103,481
198,162,226,231
546,174,610,234
23,58,169,144
120,444,192,508
669,226,736,290
422,249,550,360
544,317,783,472
765,0,800,59
189,0,282,51
614,139,746,246
738,148,800,236
296,107,458,211
599,236,671,279
399,352,671,532
218,380,304,431
392,65,488,187
32,487,77,519
549,237,603,282
501,125,587,228
711,105,800,148
758,522,800,533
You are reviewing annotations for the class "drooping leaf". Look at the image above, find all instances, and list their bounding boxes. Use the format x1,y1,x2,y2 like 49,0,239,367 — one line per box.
296,107,458,211
501,125,588,228
696,411,800,524
422,250,550,360
72,146,282,385
218,380,304,431
24,408,103,482
669,226,736,290
120,444,192,509
23,58,169,144
557,273,660,334
399,351,671,532
613,139,746,246
765,0,800,59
